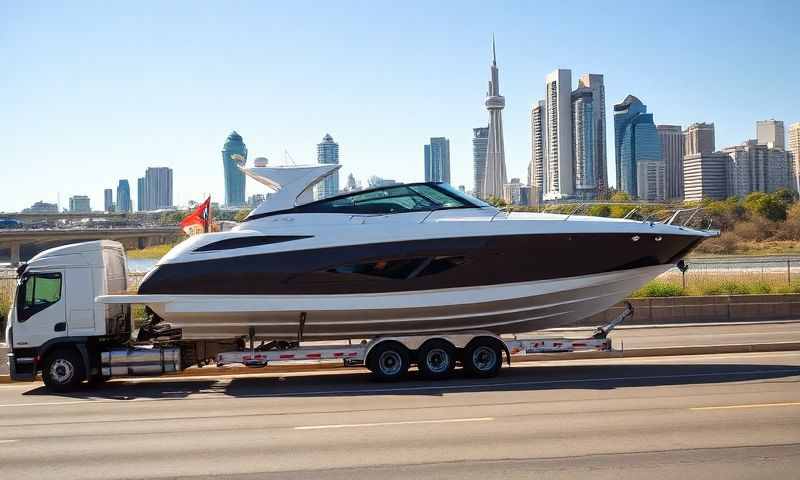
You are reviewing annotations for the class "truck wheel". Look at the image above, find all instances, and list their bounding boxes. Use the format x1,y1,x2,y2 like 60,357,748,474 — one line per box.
463,338,502,378
417,339,456,380
42,348,85,392
367,342,410,382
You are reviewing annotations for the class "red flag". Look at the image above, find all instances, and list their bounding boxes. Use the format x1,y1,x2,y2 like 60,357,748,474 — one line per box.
180,196,211,236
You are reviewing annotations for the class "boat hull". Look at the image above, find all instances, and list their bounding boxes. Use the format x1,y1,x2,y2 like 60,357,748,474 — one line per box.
139,264,671,341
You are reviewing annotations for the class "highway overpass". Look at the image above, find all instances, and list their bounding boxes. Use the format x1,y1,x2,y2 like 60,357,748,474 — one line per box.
0,227,181,264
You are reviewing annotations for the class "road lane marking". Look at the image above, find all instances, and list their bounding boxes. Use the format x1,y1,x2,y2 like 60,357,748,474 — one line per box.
0,440,18,444
691,401,800,411
294,417,494,430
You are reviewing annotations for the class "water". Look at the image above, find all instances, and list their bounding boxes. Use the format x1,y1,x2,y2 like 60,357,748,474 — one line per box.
128,258,158,273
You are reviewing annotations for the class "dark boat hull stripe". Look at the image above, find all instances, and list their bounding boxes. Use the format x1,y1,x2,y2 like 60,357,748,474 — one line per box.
139,233,702,296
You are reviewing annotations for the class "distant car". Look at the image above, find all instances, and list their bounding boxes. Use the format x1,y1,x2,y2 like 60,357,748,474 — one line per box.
0,218,23,229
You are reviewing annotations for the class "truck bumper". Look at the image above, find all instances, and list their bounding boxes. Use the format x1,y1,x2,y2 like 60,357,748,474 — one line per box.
8,351,37,381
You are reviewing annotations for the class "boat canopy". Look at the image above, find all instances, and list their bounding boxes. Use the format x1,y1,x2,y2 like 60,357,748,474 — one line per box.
242,164,342,217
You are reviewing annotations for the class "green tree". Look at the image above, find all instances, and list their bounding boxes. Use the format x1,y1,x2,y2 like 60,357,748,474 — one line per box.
610,192,630,202
486,196,507,208
587,205,611,217
233,209,251,222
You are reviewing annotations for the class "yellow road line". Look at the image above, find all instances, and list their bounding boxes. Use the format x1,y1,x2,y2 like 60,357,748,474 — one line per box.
691,401,800,411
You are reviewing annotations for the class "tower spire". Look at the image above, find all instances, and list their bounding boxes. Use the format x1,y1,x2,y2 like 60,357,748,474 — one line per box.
492,33,496,65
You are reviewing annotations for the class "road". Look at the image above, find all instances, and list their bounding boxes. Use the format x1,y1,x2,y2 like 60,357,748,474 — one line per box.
0,350,799,479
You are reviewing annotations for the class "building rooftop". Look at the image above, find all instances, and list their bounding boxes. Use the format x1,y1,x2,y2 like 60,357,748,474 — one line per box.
613,94,642,111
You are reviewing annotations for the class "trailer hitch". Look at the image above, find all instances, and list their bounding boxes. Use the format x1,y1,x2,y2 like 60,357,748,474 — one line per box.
592,301,633,339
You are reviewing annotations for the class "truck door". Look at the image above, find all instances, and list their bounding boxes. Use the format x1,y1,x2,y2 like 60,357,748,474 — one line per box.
66,267,95,336
12,271,67,348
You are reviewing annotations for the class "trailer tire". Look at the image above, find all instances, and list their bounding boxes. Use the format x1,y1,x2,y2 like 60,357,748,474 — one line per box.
417,339,456,380
463,338,503,378
366,342,410,382
42,348,85,392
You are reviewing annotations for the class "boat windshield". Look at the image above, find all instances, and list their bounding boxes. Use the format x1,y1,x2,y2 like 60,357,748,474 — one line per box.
296,183,487,215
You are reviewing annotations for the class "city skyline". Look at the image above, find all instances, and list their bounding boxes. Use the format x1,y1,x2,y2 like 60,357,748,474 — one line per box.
1,2,798,211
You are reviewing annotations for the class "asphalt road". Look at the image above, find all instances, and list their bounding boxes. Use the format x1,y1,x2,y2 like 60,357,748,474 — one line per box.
1,351,799,479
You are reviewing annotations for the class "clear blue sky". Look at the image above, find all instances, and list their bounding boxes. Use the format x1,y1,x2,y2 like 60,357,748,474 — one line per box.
1,0,798,212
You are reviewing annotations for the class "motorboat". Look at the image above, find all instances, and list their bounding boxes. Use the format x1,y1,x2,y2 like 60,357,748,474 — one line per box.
113,165,714,341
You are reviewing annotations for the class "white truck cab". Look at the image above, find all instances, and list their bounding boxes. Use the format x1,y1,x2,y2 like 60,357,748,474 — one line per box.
6,240,133,389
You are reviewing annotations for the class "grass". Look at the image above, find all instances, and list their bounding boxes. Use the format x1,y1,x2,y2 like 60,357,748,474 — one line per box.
692,240,800,257
126,243,177,259
631,272,800,297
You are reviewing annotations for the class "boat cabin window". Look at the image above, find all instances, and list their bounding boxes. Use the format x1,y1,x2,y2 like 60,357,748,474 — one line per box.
16,272,62,322
299,184,473,215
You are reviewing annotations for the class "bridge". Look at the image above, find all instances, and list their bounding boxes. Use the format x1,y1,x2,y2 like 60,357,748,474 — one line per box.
0,227,181,264
0,211,175,223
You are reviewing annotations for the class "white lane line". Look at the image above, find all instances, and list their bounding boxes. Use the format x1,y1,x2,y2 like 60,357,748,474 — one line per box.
0,440,18,444
691,401,800,411
294,417,494,430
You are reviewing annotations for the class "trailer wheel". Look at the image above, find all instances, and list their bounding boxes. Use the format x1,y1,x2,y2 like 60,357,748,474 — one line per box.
42,348,85,392
417,339,456,380
367,342,410,382
463,338,502,378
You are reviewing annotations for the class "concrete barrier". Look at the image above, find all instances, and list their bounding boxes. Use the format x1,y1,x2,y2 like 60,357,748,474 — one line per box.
579,294,800,327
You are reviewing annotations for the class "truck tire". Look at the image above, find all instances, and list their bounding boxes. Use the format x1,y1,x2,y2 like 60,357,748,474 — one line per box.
367,342,410,382
42,348,85,392
463,338,502,378
417,339,456,380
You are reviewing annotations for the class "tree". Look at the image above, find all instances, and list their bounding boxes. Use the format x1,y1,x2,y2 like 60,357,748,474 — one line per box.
610,192,630,202
233,209,251,222
587,205,611,217
486,196,507,208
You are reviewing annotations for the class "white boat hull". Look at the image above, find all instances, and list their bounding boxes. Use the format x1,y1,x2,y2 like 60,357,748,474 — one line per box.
111,265,671,341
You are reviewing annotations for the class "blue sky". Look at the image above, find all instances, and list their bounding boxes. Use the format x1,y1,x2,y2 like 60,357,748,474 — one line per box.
1,0,798,211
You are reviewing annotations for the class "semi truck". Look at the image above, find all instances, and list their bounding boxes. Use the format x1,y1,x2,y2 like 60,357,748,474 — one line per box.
5,240,630,392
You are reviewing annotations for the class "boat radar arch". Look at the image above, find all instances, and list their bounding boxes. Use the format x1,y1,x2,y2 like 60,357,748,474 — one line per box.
241,164,341,217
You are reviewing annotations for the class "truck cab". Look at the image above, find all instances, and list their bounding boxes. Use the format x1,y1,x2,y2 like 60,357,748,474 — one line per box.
6,240,131,390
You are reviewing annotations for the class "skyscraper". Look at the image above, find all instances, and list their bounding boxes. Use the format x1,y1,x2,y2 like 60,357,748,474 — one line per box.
529,101,545,202
315,133,340,199
502,178,523,205
789,123,800,191
544,69,574,199
472,127,489,198
684,122,715,156
116,179,132,213
577,73,607,195
104,189,113,212
424,137,451,183
69,195,91,213
143,167,173,210
222,131,247,206
683,152,730,201
613,95,662,197
136,177,145,211
657,125,684,200
757,119,785,149
571,87,595,198
482,37,507,199
722,140,793,197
